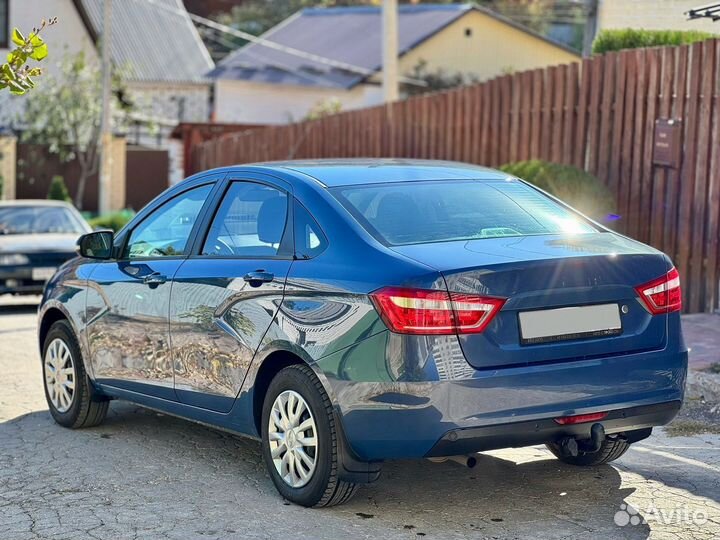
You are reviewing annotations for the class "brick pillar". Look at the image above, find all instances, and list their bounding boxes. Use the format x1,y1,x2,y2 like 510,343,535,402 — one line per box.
0,136,17,200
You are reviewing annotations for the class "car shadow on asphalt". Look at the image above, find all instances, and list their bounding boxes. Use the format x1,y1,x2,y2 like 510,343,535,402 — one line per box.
3,402,677,538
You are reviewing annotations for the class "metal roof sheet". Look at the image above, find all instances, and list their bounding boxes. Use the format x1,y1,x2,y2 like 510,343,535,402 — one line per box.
209,4,472,89
78,0,214,84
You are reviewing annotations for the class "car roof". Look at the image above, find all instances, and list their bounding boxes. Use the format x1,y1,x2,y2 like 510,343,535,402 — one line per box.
0,199,75,208
249,159,509,187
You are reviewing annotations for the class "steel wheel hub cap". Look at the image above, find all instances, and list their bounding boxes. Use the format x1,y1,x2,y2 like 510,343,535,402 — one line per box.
268,390,318,488
44,338,75,413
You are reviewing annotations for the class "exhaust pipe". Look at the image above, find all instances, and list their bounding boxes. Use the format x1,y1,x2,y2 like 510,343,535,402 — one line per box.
427,455,478,468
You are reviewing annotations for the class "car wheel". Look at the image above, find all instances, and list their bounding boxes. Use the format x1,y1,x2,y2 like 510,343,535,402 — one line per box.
546,437,630,466
42,320,108,429
261,364,358,507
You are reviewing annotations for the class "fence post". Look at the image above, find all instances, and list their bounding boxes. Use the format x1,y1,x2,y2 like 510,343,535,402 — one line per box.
0,136,17,200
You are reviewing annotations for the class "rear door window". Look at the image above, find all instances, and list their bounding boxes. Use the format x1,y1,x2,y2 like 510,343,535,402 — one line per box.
202,181,289,257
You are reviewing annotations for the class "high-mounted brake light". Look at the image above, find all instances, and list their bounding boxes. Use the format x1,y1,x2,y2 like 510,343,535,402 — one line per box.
370,287,505,335
635,267,682,315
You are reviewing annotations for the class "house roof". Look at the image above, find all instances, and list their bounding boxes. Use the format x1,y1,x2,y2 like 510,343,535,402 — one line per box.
75,0,214,84
209,3,578,90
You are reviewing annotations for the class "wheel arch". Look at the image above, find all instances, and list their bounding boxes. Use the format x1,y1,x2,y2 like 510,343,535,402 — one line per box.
250,349,306,436
38,307,71,354
248,344,339,438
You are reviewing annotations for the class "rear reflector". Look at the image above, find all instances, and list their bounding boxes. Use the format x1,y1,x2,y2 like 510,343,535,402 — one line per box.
370,287,505,335
635,267,682,315
554,412,608,425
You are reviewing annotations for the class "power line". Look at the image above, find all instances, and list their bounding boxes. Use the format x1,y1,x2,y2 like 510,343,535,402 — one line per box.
135,0,427,87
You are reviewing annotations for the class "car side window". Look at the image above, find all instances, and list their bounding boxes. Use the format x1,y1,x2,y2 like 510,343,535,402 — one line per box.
202,182,289,257
124,184,212,259
294,200,328,259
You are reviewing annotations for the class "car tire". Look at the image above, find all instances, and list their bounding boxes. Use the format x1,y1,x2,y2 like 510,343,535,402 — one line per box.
546,437,630,466
261,364,358,507
42,320,108,429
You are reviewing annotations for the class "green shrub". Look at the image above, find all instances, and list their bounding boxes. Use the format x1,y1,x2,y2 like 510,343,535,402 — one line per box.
499,160,615,222
47,175,71,203
592,28,716,54
88,209,135,232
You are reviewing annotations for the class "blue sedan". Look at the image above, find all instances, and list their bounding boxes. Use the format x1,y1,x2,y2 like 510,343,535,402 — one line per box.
38,160,687,507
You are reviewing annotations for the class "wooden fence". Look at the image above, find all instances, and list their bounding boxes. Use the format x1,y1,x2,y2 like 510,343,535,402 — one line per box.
191,40,720,313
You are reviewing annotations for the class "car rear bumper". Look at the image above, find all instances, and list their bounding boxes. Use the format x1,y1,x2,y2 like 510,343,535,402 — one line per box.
317,333,687,461
425,400,680,457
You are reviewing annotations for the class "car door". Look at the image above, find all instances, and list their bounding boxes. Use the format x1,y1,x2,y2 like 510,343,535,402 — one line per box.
85,182,216,399
169,176,294,412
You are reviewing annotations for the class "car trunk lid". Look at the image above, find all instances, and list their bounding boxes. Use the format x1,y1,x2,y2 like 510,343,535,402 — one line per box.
391,233,670,370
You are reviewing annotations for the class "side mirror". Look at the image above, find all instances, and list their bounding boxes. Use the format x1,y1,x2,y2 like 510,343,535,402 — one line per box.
77,230,114,260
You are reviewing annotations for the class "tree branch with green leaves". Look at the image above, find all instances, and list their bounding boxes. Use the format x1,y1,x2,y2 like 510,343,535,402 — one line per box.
0,18,57,95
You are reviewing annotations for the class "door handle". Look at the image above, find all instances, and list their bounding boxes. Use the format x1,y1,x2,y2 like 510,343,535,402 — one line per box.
243,270,274,286
143,272,167,285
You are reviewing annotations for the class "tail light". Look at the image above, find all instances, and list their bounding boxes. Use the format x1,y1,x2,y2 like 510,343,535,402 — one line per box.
370,287,505,335
554,412,608,425
635,267,682,315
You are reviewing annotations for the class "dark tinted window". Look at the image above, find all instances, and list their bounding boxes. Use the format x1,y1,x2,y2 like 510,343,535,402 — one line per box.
332,179,597,246
0,205,87,235
294,200,327,259
203,182,288,257
125,184,212,258
0,1,8,48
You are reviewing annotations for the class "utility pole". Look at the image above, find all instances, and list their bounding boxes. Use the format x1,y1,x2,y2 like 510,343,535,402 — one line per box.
98,0,113,214
382,0,399,103
582,0,599,57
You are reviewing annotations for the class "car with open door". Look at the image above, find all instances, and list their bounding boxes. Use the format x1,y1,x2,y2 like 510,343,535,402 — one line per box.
38,160,687,507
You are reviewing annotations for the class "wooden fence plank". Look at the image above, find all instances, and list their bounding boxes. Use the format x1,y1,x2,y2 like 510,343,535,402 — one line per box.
677,43,703,308
574,59,591,169
551,65,566,164
530,68,543,159
562,62,578,166
509,75,522,163
596,52,616,186
705,41,720,312
688,41,716,312
618,50,637,225
665,45,689,263
628,49,648,239
650,47,675,250
540,67,555,161
608,52,627,196
639,48,660,245
586,56,604,175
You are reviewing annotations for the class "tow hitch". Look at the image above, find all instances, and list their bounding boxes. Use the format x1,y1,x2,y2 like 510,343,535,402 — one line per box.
557,423,607,457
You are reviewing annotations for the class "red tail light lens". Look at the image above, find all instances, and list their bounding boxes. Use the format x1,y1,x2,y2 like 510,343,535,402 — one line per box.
635,267,682,315
554,412,608,425
370,287,505,335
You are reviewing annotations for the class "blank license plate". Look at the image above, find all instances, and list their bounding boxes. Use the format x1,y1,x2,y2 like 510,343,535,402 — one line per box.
519,303,622,345
32,267,57,281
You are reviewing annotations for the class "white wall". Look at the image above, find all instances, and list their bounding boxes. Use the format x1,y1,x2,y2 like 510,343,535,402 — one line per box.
598,0,720,33
214,79,384,124
0,0,98,126
0,0,98,71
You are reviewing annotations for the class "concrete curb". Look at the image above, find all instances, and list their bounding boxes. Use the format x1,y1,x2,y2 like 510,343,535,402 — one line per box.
687,370,720,402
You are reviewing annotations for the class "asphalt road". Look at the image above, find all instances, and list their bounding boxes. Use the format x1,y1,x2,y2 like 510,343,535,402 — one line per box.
1,298,719,540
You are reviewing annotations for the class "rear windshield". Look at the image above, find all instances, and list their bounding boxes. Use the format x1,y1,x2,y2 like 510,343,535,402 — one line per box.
331,179,598,246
